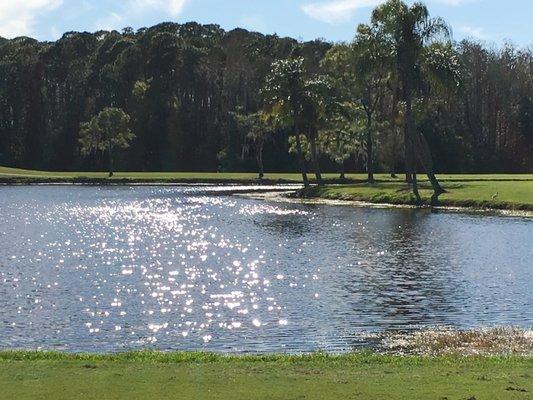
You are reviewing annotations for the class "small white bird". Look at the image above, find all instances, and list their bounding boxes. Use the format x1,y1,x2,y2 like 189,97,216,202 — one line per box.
491,192,499,200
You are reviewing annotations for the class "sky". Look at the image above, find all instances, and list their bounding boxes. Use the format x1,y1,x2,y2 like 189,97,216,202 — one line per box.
0,0,531,47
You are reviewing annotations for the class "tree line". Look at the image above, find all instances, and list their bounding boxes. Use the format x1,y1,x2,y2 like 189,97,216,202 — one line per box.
0,0,531,187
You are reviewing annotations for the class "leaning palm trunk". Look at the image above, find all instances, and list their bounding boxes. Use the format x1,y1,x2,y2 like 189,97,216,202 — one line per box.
308,132,323,186
294,133,309,187
405,143,420,202
412,131,446,203
404,86,444,203
404,95,421,202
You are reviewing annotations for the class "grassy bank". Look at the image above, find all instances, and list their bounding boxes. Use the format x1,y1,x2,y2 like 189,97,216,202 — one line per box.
2,166,532,211
0,351,531,400
299,180,533,211
1,166,532,184
0,167,305,184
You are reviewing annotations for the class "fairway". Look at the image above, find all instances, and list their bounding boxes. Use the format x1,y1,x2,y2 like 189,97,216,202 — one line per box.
0,1,531,399
0,352,532,400
305,180,533,210
1,166,532,182
2,166,531,211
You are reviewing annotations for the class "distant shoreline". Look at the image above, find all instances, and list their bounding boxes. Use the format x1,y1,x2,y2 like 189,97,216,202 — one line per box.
1,168,532,213
0,176,299,186
290,186,533,213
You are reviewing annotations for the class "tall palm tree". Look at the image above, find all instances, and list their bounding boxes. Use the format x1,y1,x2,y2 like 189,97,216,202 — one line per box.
298,76,335,186
263,57,310,187
371,0,451,203
351,24,391,184
263,57,330,187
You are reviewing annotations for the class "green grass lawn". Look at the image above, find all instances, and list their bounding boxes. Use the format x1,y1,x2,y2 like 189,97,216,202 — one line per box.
1,165,532,182
1,166,532,210
0,352,531,400
305,180,533,210
0,166,301,181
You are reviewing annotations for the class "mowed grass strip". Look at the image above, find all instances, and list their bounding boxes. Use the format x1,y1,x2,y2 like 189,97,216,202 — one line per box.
0,352,532,400
302,180,533,210
1,166,532,182
1,166,532,210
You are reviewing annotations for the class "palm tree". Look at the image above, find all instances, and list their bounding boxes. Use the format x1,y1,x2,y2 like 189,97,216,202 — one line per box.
351,25,391,184
298,76,335,186
263,57,331,187
322,37,390,184
371,0,451,203
263,57,310,187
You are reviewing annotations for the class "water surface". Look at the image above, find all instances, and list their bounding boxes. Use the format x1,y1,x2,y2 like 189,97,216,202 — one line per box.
0,186,531,353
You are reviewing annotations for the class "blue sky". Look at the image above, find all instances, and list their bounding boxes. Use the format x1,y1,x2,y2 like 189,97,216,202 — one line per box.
0,0,531,47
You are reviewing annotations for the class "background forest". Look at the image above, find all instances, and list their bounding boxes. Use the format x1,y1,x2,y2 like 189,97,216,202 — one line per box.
0,20,531,174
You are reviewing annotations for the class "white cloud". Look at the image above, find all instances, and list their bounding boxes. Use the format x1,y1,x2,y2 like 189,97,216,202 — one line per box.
457,25,487,39
50,25,61,40
134,0,188,17
240,15,268,33
0,0,62,38
302,0,384,24
433,0,473,5
94,0,188,32
94,12,125,32
302,0,477,24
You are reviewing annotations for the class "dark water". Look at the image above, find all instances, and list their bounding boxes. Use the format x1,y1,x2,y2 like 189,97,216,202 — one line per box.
0,186,531,353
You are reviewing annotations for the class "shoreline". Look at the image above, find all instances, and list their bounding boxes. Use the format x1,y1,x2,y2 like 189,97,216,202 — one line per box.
0,176,302,186
290,185,533,213
240,190,533,218
2,326,531,358
0,351,531,362
1,178,532,216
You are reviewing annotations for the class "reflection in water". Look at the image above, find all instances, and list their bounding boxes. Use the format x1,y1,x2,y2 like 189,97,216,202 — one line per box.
0,186,531,353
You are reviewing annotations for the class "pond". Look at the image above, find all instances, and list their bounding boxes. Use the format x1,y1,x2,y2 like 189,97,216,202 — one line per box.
0,186,531,353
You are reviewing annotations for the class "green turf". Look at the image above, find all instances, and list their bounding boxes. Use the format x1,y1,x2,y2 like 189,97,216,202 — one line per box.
1,166,532,182
301,180,533,211
0,352,531,400
0,166,299,180
2,166,532,210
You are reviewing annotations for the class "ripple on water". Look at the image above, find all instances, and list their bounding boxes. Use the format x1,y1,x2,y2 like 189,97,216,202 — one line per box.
0,185,531,353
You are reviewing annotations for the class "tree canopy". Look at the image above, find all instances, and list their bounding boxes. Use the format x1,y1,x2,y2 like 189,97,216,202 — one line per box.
0,6,531,176
79,107,134,176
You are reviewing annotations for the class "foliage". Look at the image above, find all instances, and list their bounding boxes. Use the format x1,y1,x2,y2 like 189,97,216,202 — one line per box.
79,107,134,155
0,10,530,175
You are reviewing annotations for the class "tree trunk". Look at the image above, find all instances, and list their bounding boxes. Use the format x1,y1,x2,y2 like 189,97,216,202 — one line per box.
108,143,114,178
404,94,420,203
404,122,413,184
308,133,323,186
412,130,446,204
390,82,399,181
404,81,445,203
339,160,345,180
294,133,309,188
412,171,421,203
365,113,374,184
256,142,264,180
